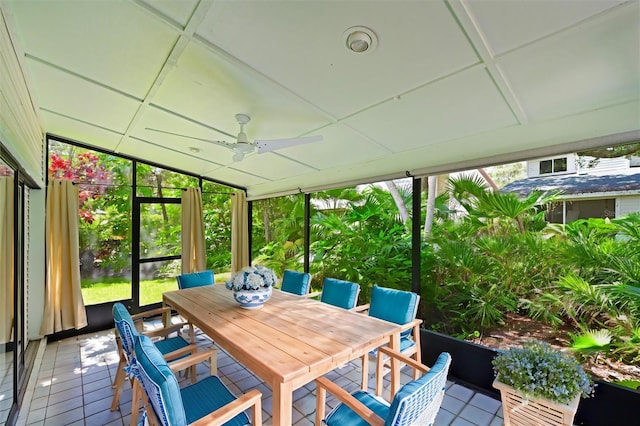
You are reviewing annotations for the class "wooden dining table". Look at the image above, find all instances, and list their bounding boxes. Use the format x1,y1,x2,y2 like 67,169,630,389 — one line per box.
162,285,404,426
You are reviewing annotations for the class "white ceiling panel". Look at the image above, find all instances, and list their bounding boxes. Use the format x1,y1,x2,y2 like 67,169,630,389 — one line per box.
229,150,315,181
118,136,224,177
41,111,123,152
25,59,142,133
467,0,627,55
8,0,179,98
499,2,640,121
275,124,391,170
153,42,332,139
132,105,236,162
138,0,200,27
197,0,478,117
344,66,518,151
2,0,638,199
202,166,269,188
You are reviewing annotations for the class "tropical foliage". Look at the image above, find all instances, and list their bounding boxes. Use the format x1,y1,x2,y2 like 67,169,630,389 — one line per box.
253,175,638,383
49,137,638,383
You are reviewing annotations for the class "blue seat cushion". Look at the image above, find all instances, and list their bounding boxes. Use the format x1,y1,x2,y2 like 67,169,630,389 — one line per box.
368,285,418,327
177,270,214,289
280,270,311,295
181,376,251,426
135,335,187,425
154,335,191,358
321,278,359,309
325,390,390,426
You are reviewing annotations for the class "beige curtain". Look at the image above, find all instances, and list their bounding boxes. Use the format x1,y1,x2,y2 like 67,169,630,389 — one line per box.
0,176,14,344
181,187,206,273
231,191,249,273
41,179,87,335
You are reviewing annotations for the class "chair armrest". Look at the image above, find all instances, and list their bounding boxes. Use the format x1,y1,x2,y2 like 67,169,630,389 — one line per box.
167,347,217,370
301,291,322,299
315,377,385,426
190,389,262,426
353,303,370,313
377,346,430,374
130,306,173,320
398,318,423,334
141,322,187,339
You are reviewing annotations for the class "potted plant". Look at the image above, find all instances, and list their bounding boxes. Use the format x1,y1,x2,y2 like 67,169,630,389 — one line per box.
225,265,278,309
492,340,594,426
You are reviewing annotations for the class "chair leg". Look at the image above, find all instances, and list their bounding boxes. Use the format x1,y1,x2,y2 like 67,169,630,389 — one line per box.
375,353,385,398
110,363,126,411
112,350,126,388
190,364,197,384
412,352,421,380
130,379,141,426
210,350,217,376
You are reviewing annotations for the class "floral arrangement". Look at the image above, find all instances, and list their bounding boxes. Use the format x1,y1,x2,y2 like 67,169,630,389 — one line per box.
225,265,278,291
492,340,594,404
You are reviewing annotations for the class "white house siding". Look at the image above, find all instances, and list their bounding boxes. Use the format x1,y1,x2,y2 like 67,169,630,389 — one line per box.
618,195,640,217
582,157,630,176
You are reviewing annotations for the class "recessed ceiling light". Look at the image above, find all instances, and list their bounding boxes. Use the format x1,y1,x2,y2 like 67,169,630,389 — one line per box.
189,147,200,153
343,26,377,54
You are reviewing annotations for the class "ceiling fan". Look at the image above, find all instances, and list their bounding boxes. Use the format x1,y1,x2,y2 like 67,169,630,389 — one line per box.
147,113,323,162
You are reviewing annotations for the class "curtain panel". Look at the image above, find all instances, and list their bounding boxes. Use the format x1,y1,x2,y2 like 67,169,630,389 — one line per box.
181,187,206,273
40,179,87,335
0,176,14,343
231,191,249,273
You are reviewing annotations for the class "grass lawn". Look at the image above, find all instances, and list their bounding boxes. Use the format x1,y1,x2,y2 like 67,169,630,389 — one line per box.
81,272,231,306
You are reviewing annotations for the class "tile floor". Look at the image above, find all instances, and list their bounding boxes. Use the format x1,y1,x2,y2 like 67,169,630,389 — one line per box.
16,323,504,426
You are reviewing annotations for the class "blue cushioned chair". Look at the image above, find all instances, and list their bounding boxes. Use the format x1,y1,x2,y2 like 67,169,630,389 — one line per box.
316,348,451,426
279,269,312,296
111,302,210,421
176,270,215,289
134,334,262,426
320,277,360,310
357,285,423,392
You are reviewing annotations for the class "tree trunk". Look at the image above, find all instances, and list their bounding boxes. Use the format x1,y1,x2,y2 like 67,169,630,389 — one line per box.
263,201,271,243
478,168,499,191
424,176,437,235
384,181,410,225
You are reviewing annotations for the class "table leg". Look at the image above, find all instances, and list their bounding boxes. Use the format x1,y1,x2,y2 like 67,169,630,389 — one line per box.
272,380,294,426
389,332,401,398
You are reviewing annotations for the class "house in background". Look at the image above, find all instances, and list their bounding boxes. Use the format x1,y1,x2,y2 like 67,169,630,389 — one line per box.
502,153,640,224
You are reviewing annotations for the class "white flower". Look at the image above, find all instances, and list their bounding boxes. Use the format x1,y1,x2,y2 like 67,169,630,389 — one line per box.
225,266,278,291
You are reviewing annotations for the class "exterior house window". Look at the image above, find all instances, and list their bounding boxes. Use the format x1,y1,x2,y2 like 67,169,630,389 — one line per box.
630,156,640,167
539,157,568,175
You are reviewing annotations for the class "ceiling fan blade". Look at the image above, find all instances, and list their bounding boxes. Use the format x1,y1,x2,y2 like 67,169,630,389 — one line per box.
255,135,323,154
145,128,237,150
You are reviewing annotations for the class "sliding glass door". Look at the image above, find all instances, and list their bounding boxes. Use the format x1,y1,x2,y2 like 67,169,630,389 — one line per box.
0,160,14,424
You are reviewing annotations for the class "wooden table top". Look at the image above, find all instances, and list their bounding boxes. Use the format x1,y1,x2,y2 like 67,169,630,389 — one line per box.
163,285,403,389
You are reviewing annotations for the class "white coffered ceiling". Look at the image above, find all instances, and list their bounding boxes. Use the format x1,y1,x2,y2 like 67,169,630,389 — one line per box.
3,0,639,199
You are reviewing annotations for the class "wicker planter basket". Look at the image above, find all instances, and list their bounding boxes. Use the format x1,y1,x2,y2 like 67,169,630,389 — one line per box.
493,379,580,426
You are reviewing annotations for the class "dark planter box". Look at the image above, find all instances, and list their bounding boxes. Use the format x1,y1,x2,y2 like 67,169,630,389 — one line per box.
420,329,640,426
